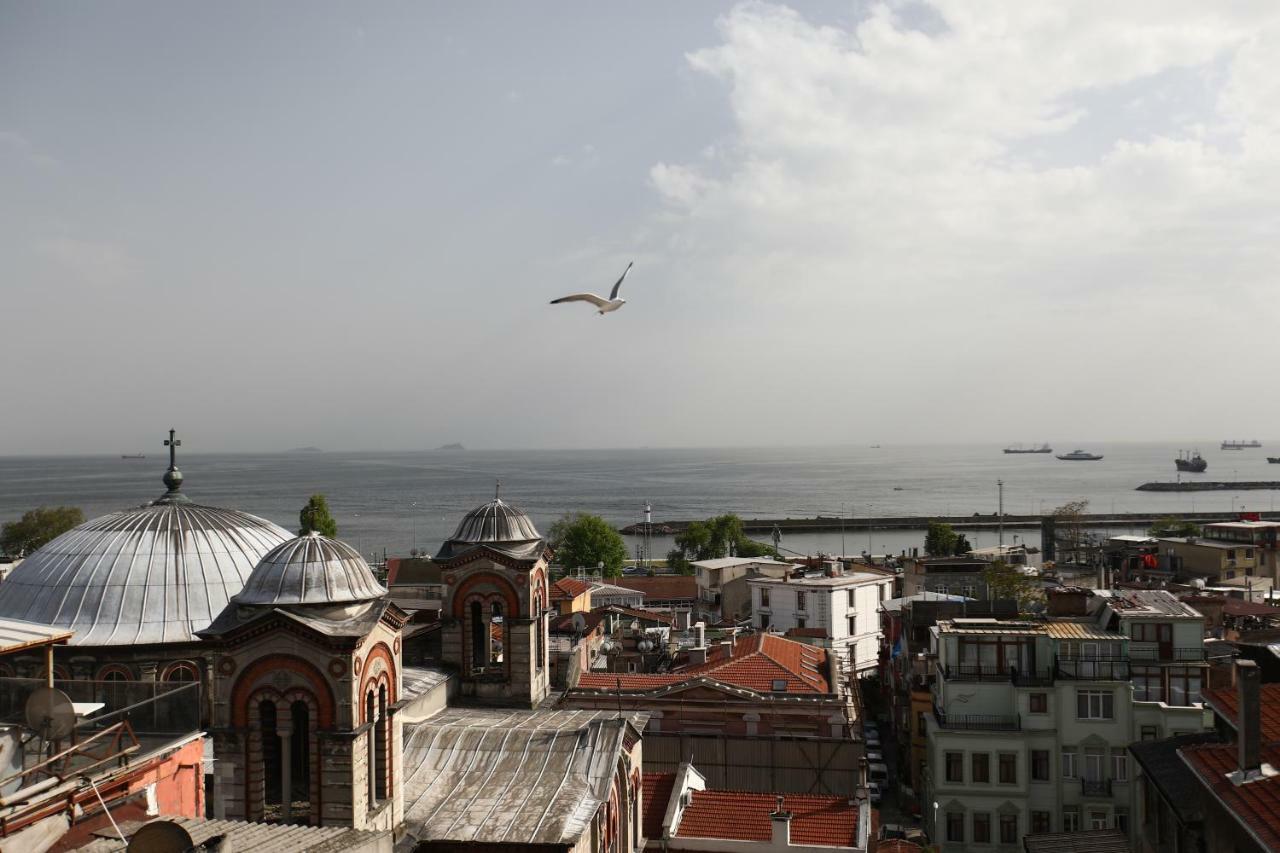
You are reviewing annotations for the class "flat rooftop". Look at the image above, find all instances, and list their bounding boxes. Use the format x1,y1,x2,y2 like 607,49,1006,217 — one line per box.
749,571,889,587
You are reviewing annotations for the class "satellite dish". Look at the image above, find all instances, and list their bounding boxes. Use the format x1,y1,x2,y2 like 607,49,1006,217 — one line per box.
25,687,77,740
127,820,195,853
571,612,587,633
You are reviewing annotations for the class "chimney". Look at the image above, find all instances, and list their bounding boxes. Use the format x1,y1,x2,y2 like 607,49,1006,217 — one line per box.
770,796,792,846
1239,659,1261,775
695,622,706,648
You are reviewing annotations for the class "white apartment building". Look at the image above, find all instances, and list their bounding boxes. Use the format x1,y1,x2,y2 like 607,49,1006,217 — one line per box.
748,570,894,674
922,589,1211,852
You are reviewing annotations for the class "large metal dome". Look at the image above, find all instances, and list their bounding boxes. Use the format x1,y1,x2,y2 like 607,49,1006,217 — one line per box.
234,532,387,606
0,499,292,646
434,497,544,561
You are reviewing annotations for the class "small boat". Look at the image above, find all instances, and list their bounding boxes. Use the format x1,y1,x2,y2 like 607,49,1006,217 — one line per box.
1269,457,1280,464
1056,450,1104,461
1004,443,1052,454
121,454,146,460
1222,440,1262,450
1175,450,1207,473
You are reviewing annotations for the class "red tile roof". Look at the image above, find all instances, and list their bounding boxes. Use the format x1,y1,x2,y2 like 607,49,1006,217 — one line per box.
1203,684,1280,744
641,773,675,839
674,789,858,845
576,633,830,694
1223,598,1280,617
550,577,594,602
611,576,697,601
1182,743,1280,849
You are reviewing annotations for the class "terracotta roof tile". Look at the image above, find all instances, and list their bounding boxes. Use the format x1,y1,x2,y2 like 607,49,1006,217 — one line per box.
1182,743,1280,849
674,789,858,845
550,577,595,602
577,633,830,694
1203,684,1280,745
611,576,697,600
641,773,675,839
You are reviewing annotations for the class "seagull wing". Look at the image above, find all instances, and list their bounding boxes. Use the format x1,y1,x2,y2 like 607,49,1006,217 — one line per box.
550,292,611,308
609,262,633,300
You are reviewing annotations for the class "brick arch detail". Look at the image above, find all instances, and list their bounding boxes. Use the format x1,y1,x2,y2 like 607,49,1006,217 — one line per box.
451,571,521,619
245,687,324,825
231,655,335,729
359,642,397,707
96,663,135,681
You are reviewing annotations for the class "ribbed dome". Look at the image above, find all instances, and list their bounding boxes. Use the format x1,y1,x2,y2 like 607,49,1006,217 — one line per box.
235,532,387,606
0,501,293,645
448,498,541,544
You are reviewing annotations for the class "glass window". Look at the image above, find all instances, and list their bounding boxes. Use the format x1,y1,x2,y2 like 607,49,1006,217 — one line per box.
1133,665,1163,702
1084,748,1105,781
945,751,963,782
1169,667,1203,706
760,589,770,607
973,812,990,843
1000,814,1017,843
796,592,807,610
1062,748,1078,779
1077,689,1114,719
999,753,1017,784
797,617,807,629
1063,808,1081,833
1029,692,1048,713
759,613,771,630
848,616,856,636
1089,811,1108,831
1031,750,1050,781
1031,811,1051,834
848,590,856,607
972,753,990,783
1112,749,1129,782
947,812,965,842
1141,725,1160,741
1116,808,1129,833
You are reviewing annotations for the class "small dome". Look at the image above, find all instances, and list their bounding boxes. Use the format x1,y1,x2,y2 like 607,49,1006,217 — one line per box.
448,498,541,544
235,532,387,606
0,501,293,645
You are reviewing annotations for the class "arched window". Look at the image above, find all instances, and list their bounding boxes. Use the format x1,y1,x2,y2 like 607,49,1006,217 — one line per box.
289,700,311,819
260,700,283,818
365,689,378,806
162,661,199,682
375,684,388,801
97,665,132,708
490,602,506,666
470,600,486,673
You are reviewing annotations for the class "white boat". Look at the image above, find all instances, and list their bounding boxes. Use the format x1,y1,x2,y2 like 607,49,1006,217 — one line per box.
1056,449,1104,461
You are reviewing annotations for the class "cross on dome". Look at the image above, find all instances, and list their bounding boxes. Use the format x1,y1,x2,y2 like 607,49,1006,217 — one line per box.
160,427,186,498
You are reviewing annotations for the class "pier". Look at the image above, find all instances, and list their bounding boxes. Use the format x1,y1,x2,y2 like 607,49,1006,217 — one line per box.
619,510,1280,536
1137,481,1280,492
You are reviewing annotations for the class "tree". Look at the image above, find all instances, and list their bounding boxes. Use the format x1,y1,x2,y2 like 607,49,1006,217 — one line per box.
953,533,973,555
1149,516,1200,538
298,494,338,537
548,513,628,578
667,514,779,571
1,506,84,556
983,559,1042,610
1054,499,1089,562
925,521,958,557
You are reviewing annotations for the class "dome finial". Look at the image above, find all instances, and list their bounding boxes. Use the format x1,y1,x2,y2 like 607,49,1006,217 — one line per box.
495,478,502,500
161,428,186,497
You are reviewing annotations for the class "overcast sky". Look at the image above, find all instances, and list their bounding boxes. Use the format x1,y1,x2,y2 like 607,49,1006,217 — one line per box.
4,1,1280,454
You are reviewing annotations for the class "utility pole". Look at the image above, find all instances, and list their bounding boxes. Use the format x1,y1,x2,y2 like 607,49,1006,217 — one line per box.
998,480,1005,549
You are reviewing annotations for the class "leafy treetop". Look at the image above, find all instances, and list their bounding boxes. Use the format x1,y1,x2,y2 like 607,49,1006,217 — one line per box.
299,494,338,538
1,506,85,556
548,512,628,578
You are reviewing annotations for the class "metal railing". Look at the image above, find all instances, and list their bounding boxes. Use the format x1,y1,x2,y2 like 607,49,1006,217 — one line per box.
934,704,1021,731
1127,646,1205,662
940,663,1053,686
1081,777,1113,797
1055,659,1131,680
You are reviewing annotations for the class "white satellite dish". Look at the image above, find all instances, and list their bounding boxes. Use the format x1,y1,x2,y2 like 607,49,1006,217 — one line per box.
571,612,587,633
127,820,195,853
24,687,77,741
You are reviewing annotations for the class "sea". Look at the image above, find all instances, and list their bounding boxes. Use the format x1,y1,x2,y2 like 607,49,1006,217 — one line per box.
1,443,1276,562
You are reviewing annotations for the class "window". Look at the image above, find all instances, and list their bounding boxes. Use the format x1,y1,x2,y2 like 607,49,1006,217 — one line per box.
848,616,856,636
1031,811,1051,834
760,588,770,607
972,753,990,783
797,617,807,629
1031,750,1050,781
759,613,771,630
998,753,1017,784
1141,725,1160,741
1029,692,1048,713
1133,665,1163,702
1063,808,1081,833
917,711,927,736
972,812,991,843
1000,814,1017,843
945,751,963,782
1115,808,1129,833
1089,811,1108,831
1084,747,1105,782
946,812,965,843
1169,667,1203,706
796,591,807,610
848,590,856,607
1077,689,1114,720
1111,748,1129,782
162,661,199,682
1062,748,1078,779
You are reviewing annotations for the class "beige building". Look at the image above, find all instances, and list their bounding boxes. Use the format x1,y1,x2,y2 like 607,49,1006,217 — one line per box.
693,557,795,613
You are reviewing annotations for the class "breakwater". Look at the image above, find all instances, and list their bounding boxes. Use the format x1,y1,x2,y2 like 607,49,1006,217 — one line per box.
1136,481,1280,492
619,509,1280,535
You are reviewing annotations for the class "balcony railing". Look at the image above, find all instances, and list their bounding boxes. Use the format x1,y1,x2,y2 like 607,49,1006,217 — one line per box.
939,663,1053,686
934,704,1021,731
1081,777,1113,797
1127,646,1205,662
1055,659,1131,680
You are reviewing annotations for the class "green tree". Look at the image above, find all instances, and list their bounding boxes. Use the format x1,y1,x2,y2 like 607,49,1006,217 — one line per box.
1148,516,1200,538
1,506,84,556
953,533,973,555
1054,499,1089,561
983,559,1042,610
548,513,628,578
667,514,779,569
673,520,714,561
925,521,958,557
298,494,338,537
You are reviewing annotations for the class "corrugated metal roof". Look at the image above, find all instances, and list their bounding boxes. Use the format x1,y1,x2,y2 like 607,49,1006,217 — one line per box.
0,499,292,646
1044,621,1125,640
937,619,1043,635
233,532,386,606
401,708,646,846
0,617,72,653
434,498,544,561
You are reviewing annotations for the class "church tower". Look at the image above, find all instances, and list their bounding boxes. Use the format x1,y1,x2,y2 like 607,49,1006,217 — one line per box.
200,532,408,831
436,490,551,707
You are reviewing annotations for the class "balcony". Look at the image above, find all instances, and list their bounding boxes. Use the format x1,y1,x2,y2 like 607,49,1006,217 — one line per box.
934,703,1021,732
1055,658,1131,680
1128,644,1206,662
1081,777,1113,797
939,663,1053,686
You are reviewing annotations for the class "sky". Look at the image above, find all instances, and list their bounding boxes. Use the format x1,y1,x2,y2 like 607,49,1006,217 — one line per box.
3,1,1280,454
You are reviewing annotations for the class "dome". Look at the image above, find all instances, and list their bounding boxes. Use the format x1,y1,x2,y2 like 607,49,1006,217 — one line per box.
434,497,545,561
0,500,293,646
234,532,387,606
448,498,541,544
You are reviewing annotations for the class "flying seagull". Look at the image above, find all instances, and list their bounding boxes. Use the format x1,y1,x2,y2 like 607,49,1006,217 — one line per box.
550,262,633,315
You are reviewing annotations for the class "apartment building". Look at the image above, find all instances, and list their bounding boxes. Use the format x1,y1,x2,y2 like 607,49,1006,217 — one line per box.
922,589,1211,851
749,569,894,674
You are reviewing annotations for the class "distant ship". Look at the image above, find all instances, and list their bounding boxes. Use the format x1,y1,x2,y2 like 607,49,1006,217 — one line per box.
438,443,465,451
121,454,146,460
1222,440,1262,450
1004,443,1052,454
1175,450,1207,473
1268,457,1280,464
1056,449,1104,461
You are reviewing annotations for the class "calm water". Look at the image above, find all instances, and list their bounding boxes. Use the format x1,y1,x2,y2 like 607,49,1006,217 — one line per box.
1,443,1276,559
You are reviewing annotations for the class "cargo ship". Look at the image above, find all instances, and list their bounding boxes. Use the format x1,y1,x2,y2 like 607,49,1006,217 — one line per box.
1175,450,1207,472
1222,440,1262,450
1003,443,1052,454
